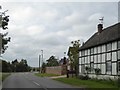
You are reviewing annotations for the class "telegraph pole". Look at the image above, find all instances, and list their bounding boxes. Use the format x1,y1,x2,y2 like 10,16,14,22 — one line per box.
41,50,43,73
39,55,41,73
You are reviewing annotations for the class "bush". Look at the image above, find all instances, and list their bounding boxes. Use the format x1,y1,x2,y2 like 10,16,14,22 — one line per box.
94,68,101,75
78,75,90,80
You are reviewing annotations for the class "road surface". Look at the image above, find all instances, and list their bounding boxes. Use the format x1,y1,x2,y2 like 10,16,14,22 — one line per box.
2,73,82,90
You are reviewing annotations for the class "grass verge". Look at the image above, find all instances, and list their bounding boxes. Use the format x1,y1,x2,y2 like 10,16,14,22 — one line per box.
35,73,60,77
54,77,120,89
1,73,11,81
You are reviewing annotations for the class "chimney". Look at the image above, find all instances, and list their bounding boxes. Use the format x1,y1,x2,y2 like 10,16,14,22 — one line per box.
98,24,103,33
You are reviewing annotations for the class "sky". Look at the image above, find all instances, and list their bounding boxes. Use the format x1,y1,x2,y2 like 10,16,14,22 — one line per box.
0,0,119,67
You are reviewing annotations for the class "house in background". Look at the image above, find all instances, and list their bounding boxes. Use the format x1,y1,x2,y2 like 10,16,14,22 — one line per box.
79,22,120,79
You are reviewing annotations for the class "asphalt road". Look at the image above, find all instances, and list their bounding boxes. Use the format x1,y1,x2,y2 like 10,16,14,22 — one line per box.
2,73,82,90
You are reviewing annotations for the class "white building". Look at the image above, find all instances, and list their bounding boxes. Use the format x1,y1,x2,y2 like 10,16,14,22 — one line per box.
79,23,120,79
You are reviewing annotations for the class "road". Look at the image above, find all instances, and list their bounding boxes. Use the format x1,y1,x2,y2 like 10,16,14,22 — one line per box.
2,73,82,90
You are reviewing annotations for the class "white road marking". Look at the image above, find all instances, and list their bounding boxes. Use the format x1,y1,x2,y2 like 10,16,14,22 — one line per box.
32,81,48,90
33,81,40,86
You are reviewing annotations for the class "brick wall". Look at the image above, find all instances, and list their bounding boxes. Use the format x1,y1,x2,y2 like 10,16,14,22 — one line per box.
46,65,67,75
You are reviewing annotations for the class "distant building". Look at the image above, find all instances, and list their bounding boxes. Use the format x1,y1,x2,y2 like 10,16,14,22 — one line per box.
79,22,120,79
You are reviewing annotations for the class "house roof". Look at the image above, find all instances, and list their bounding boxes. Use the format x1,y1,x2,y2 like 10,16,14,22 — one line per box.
79,22,120,50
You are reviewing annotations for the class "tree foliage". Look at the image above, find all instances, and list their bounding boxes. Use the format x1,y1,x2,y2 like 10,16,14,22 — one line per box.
46,56,59,67
68,40,80,76
2,59,31,72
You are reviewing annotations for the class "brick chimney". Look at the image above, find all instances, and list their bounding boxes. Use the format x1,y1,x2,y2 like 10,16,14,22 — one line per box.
98,24,103,33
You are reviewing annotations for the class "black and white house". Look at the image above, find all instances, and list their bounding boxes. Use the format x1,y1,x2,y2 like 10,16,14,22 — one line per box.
79,22,120,79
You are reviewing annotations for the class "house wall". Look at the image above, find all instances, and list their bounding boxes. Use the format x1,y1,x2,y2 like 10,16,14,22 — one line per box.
0,34,2,55
79,40,120,79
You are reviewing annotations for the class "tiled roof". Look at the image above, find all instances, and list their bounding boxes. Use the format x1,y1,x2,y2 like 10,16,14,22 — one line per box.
79,22,120,50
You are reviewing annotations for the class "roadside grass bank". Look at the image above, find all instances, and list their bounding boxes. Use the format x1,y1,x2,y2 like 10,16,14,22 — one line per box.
1,73,11,81
35,73,60,77
0,73,2,81
53,77,120,89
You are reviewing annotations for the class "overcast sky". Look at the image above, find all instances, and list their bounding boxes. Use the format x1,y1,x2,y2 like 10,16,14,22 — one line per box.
0,1,119,67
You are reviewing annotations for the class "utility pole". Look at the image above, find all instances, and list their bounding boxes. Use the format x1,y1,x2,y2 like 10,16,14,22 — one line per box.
41,50,43,73
39,55,41,73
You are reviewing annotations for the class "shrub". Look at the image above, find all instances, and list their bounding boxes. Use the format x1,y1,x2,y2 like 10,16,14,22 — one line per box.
78,75,90,80
94,68,101,75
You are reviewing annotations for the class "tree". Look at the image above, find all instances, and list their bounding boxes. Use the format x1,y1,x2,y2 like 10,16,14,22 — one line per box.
0,6,10,55
46,56,59,67
68,40,80,76
41,62,46,73
11,59,31,72
11,59,18,72
2,60,11,72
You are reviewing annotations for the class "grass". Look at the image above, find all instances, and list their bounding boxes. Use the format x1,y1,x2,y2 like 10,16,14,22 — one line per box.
1,73,11,81
0,73,2,81
54,77,120,89
35,73,60,77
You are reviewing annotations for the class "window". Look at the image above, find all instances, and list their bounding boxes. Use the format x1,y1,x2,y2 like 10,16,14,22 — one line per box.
106,61,112,72
91,48,94,54
94,55,97,63
118,41,120,49
101,64,105,74
88,56,90,63
112,52,117,61
81,50,85,56
85,57,88,64
85,50,88,56
91,55,94,62
98,46,101,53
107,43,112,52
107,53,111,60
88,49,90,55
98,54,101,63
90,62,94,71
112,63,117,75
118,61,120,72
102,54,105,62
94,47,97,54
118,51,120,59
79,51,82,57
102,45,106,52
81,57,84,64
112,42,117,50
79,58,82,64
